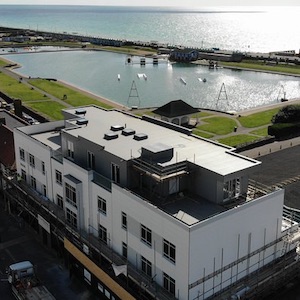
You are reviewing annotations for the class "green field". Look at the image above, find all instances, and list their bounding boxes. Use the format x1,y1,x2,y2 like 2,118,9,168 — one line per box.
0,72,50,102
29,79,113,109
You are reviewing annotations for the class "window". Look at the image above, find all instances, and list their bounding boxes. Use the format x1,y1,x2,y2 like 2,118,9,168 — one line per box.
55,170,62,185
42,184,47,197
99,224,107,244
21,169,26,181
111,163,120,183
163,239,176,263
30,176,36,189
29,154,35,168
87,151,95,169
66,208,77,228
67,141,74,159
122,242,128,259
122,212,127,230
141,256,152,277
141,224,152,247
20,148,25,161
56,194,63,209
163,272,175,296
42,161,45,174
65,183,76,207
98,196,107,215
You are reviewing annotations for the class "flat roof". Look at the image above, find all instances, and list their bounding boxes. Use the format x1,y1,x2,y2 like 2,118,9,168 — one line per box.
28,106,260,176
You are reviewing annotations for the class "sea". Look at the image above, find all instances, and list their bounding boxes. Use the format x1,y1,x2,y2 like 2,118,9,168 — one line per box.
1,5,300,111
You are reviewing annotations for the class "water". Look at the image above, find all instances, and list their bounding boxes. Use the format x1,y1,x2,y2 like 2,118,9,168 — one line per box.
1,5,300,111
4,49,300,111
0,5,300,53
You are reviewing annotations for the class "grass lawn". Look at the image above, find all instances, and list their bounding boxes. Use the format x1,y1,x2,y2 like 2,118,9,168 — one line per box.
192,130,214,139
218,134,261,147
29,79,113,109
238,108,279,128
221,60,300,75
0,59,8,67
0,72,50,102
196,116,237,135
250,127,269,136
25,101,67,120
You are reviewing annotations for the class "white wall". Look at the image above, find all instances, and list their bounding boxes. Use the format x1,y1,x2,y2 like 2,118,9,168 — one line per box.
188,189,284,299
111,185,191,299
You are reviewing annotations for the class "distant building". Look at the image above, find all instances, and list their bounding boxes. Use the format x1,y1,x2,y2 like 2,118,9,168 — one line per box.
169,48,199,62
11,105,300,299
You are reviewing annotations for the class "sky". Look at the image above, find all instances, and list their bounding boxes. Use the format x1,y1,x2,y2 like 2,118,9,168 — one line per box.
0,0,299,6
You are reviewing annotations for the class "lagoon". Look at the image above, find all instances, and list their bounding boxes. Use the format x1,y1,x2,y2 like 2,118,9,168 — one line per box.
4,49,300,111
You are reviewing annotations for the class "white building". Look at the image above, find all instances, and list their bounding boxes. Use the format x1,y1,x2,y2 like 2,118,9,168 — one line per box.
13,105,297,300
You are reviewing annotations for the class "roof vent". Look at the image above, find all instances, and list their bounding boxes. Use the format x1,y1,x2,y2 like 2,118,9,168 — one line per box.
75,108,86,115
122,128,136,136
104,132,118,140
76,118,88,125
111,125,124,131
134,133,148,141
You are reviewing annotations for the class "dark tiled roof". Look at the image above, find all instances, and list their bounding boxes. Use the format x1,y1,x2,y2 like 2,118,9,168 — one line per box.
0,125,15,168
152,100,199,118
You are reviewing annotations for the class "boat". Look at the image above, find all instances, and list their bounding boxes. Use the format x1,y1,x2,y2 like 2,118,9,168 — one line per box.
117,74,121,81
137,73,144,79
203,78,207,83
198,78,202,82
143,74,147,80
180,77,187,85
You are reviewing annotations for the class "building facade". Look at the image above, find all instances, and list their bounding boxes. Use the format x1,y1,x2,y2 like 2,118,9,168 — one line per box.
13,105,299,300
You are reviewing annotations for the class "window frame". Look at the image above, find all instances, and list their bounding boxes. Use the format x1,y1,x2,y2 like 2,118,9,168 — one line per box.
163,239,176,264
65,183,77,208
56,194,63,209
29,153,35,168
163,272,176,296
122,242,128,259
97,196,107,215
55,170,62,185
141,224,152,247
141,256,152,277
19,148,25,161
66,208,77,228
99,224,107,244
121,212,127,230
30,176,36,189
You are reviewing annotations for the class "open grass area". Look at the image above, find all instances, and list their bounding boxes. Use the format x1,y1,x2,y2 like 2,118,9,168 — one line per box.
238,108,279,128
25,101,66,120
0,72,50,102
29,79,113,109
196,116,237,135
250,127,269,136
218,134,261,147
0,59,8,67
192,130,214,139
221,60,300,76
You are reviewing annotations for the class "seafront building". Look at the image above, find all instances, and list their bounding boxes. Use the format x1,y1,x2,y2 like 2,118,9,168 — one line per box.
9,105,300,299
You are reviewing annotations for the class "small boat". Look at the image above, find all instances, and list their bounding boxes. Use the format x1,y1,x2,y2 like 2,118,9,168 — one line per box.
203,78,207,83
137,73,144,79
180,77,187,85
117,74,121,81
198,78,202,82
143,74,147,80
